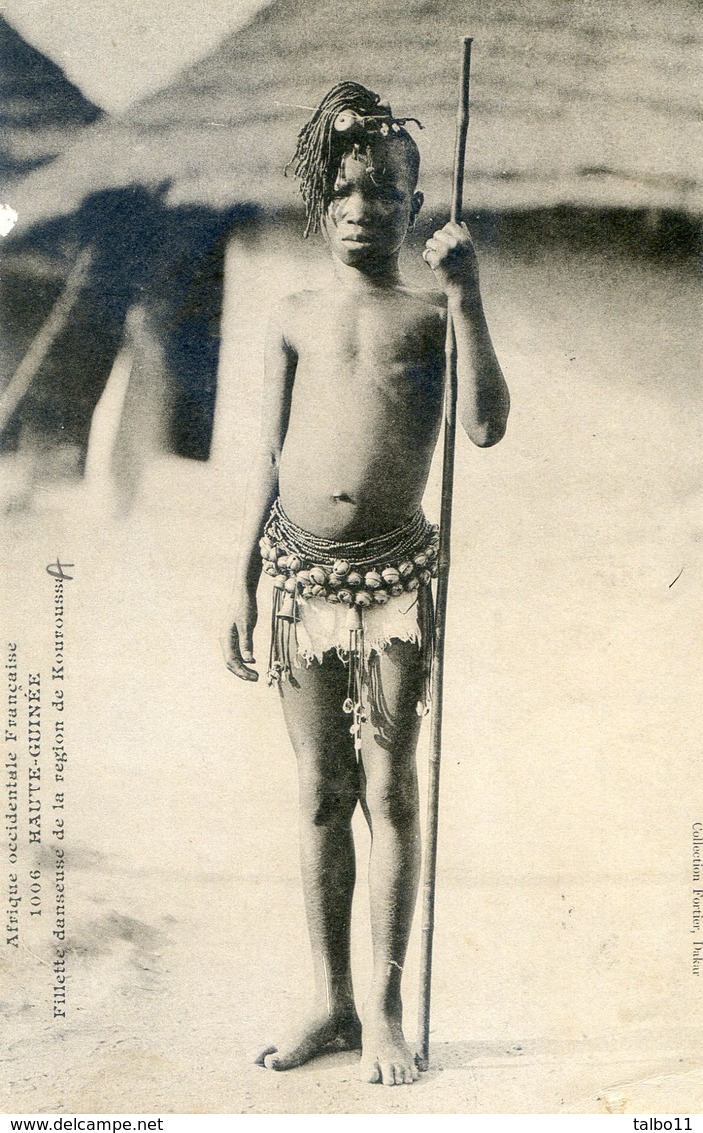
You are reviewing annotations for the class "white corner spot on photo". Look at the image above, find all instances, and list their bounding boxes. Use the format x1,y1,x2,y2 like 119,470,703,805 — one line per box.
0,204,19,237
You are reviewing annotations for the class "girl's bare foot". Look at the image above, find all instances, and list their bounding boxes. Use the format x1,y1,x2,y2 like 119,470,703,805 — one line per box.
255,1008,362,1071
360,1009,420,1086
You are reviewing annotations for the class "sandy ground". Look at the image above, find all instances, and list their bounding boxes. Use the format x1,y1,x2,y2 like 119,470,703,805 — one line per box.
1,234,702,1114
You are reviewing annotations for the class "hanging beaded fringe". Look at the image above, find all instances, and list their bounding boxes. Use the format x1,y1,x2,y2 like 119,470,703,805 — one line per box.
268,587,301,689
340,604,367,757
269,582,435,730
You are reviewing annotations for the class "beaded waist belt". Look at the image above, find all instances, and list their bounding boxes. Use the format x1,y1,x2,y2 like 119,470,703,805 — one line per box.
260,498,438,749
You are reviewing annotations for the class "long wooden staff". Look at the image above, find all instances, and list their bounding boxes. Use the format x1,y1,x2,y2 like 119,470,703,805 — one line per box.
416,35,472,1073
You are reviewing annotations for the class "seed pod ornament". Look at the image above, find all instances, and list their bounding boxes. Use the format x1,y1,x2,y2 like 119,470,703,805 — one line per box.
345,604,363,631
278,593,297,621
334,109,360,133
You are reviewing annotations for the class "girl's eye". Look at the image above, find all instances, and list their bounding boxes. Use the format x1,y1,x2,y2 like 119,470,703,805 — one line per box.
376,189,403,203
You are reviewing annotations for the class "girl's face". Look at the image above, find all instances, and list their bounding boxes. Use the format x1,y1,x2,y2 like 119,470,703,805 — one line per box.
322,144,423,268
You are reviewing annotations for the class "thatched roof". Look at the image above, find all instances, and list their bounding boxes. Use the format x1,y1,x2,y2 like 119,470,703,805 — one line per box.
0,17,102,182
9,0,702,233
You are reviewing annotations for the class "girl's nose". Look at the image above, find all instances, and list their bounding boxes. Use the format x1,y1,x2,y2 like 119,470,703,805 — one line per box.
341,190,373,224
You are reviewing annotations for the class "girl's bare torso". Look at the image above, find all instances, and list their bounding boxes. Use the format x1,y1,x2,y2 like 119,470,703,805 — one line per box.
278,284,446,540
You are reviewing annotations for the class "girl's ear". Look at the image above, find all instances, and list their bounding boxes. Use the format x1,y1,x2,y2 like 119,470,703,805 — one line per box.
409,190,424,230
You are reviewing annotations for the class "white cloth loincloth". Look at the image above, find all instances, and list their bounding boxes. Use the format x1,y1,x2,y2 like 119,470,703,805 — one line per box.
294,589,424,666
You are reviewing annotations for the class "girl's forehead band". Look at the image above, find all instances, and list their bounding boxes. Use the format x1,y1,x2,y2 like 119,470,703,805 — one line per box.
333,110,423,135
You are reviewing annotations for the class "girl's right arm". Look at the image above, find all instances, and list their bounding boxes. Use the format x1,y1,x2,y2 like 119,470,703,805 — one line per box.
224,302,297,681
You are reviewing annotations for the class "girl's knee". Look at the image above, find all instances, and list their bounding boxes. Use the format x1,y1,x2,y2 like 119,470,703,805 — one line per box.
298,776,360,827
364,777,418,828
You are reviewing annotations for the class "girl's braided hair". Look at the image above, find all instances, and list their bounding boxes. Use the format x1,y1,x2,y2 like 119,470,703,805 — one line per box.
286,81,422,237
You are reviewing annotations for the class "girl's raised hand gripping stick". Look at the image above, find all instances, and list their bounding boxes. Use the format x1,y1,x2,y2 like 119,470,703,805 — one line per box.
416,35,473,1074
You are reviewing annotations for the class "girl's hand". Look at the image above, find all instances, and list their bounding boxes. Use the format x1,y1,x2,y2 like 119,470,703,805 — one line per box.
422,221,479,298
222,592,259,681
